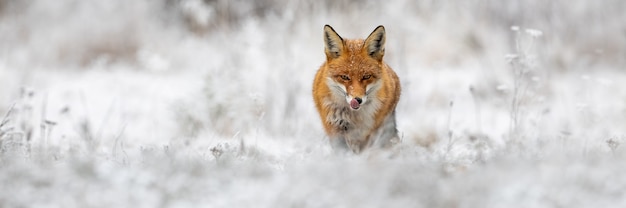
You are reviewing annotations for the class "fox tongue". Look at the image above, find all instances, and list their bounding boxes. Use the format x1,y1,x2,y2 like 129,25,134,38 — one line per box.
350,99,360,109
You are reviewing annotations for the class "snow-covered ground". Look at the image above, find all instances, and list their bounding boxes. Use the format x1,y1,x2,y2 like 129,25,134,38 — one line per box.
1,0,626,207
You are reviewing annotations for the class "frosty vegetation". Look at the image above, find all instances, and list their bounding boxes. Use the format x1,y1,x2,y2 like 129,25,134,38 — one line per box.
1,0,625,207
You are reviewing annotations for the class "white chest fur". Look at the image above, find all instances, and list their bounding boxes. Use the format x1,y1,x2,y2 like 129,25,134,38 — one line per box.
323,97,384,150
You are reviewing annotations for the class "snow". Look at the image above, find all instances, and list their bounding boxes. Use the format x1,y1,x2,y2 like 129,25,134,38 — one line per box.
1,0,626,207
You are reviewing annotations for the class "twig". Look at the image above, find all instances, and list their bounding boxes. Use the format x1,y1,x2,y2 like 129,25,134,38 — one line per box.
469,86,482,133
445,101,455,156
96,99,117,141
112,123,127,159
0,103,17,139
0,103,16,129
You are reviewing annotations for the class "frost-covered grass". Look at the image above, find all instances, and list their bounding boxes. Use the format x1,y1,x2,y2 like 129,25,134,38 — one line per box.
1,0,626,207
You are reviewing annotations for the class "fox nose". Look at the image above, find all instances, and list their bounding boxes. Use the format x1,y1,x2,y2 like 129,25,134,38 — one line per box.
355,97,362,104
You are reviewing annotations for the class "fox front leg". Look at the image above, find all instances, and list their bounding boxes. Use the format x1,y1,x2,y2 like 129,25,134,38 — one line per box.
329,135,349,152
345,138,365,154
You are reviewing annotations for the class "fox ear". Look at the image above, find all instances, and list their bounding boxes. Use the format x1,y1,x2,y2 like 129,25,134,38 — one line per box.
364,25,386,61
324,25,344,59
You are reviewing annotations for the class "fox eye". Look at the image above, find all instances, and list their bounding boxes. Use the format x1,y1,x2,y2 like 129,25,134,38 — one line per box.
362,75,372,80
340,75,350,81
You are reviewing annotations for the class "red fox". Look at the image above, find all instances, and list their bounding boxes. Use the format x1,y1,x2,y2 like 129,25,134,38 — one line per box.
313,25,401,153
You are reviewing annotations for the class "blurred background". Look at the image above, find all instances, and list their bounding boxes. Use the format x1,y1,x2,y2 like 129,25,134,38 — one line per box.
2,0,624,147
1,0,626,207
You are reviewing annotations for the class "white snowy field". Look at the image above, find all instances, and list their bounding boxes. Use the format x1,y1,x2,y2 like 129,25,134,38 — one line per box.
1,0,626,207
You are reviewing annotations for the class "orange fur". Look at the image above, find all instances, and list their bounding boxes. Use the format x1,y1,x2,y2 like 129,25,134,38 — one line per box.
313,25,401,153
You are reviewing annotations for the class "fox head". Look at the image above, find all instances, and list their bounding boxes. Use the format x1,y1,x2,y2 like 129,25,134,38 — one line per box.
323,25,386,110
